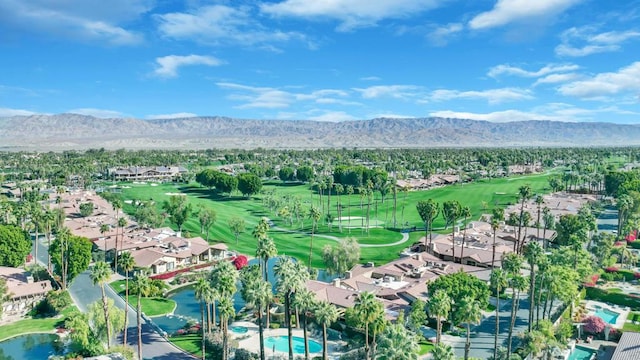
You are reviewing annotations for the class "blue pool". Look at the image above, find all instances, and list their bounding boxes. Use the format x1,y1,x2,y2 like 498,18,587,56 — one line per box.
594,308,619,324
567,345,596,360
231,326,248,334
265,336,322,354
0,333,65,359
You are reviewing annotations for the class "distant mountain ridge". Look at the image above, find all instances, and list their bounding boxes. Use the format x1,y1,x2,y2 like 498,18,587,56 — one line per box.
1,113,639,150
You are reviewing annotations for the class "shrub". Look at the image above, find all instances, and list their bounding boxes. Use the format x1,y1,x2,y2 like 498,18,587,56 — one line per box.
234,348,258,360
269,323,281,329
583,315,606,334
233,255,248,270
605,266,619,273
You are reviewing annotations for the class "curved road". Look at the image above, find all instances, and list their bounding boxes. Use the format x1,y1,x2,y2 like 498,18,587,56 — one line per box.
34,237,195,360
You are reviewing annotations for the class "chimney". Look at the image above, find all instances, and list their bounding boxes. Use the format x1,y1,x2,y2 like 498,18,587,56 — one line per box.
344,270,352,279
333,278,341,288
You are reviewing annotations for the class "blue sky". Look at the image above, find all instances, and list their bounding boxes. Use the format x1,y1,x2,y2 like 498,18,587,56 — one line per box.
0,0,639,123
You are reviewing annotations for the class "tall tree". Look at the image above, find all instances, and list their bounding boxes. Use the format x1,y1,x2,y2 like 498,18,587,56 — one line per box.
0,224,31,267
118,251,135,347
416,199,439,251
292,289,317,360
308,206,321,269
503,252,526,359
542,207,554,250
458,296,482,360
459,206,472,264
218,295,235,360
275,257,308,360
442,200,461,262
198,207,216,241
314,300,339,360
428,289,451,344
131,272,151,360
524,241,543,332
90,261,113,349
162,195,191,233
345,185,354,233
354,291,384,360
535,195,544,239
50,229,92,289
228,216,245,245
516,184,532,253
376,323,419,360
431,343,456,360
240,265,271,360
490,269,508,360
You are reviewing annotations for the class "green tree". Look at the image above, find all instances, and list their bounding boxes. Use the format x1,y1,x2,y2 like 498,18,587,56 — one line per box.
292,289,317,360
407,298,427,332
354,291,384,360
162,195,191,232
256,237,277,283
490,269,508,360
516,184,532,253
0,224,30,267
428,289,451,344
416,199,439,250
240,265,271,360
198,207,217,241
131,272,152,360
503,253,527,359
314,300,339,360
275,257,309,360
90,261,113,349
238,173,263,197
322,237,360,276
219,295,235,360
458,296,482,360
442,200,461,261
118,251,135,346
50,229,92,289
308,206,321,269
228,216,246,245
194,277,210,360
376,323,419,360
459,206,472,263
431,343,456,360
523,241,544,331
79,202,94,217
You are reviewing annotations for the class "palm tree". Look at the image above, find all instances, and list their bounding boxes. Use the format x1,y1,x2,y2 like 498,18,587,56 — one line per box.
90,261,113,348
354,291,384,360
111,198,123,271
117,217,127,262
219,296,235,360
458,296,482,360
516,185,532,253
43,209,55,272
308,206,321,269
275,257,308,360
459,206,471,264
118,252,135,346
428,289,451,344
241,268,271,360
535,195,544,240
442,200,461,263
30,204,42,269
416,199,439,251
542,207,554,250
524,241,543,332
431,343,456,360
334,183,344,233
376,323,419,360
292,289,317,360
503,253,527,359
345,185,354,233
314,300,339,360
194,277,209,360
132,272,151,360
490,269,508,360
204,285,218,334
256,237,277,283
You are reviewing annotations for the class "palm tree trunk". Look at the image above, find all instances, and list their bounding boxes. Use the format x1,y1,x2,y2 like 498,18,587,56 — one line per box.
436,318,441,344
286,294,294,360
258,309,265,360
308,230,314,270
528,267,536,331
213,300,217,331
365,323,370,360
123,270,129,346
102,284,111,348
322,324,328,360
137,294,142,360
303,312,309,360
492,231,497,268
494,292,500,360
461,221,467,264
201,301,205,360
465,322,471,360
506,288,517,359
222,315,228,360
206,301,212,334
451,227,456,263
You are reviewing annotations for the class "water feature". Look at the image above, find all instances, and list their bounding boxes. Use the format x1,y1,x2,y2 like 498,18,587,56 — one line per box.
567,345,596,360
0,333,65,359
594,308,620,324
154,257,331,335
264,336,322,354
230,325,248,334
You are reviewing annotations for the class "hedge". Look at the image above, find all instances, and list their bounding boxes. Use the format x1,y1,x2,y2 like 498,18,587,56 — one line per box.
585,287,640,309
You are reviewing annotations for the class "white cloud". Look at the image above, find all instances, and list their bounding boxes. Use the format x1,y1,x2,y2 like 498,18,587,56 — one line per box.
360,76,381,81
308,111,358,122
428,88,533,104
146,112,198,120
0,0,146,45
427,23,463,46
0,107,40,117
556,27,640,57
429,109,548,122
156,5,305,47
533,73,581,86
558,62,640,99
469,0,581,30
67,108,125,118
217,82,358,109
354,85,422,99
488,63,579,78
153,55,223,78
260,0,442,31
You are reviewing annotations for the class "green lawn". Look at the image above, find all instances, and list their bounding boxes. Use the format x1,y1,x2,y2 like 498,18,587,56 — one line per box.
0,307,76,341
418,341,435,355
170,334,201,357
623,312,640,332
110,280,176,317
114,173,552,268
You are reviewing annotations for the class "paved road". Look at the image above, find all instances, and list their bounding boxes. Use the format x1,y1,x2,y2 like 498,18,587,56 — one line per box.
34,236,195,360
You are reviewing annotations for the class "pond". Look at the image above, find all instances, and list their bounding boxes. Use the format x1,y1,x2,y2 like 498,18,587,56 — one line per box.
153,257,333,335
0,333,65,360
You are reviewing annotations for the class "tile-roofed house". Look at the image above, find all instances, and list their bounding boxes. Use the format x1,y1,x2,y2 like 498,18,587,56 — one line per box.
1,266,52,316
611,331,640,360
107,166,188,182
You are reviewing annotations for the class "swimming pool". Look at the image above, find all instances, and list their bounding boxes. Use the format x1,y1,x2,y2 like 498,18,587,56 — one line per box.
231,325,248,334
567,345,596,360
594,308,619,324
264,336,322,354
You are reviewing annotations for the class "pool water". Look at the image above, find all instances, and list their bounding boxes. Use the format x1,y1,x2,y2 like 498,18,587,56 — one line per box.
0,333,65,359
265,336,322,354
231,326,248,334
567,345,596,360
594,308,619,324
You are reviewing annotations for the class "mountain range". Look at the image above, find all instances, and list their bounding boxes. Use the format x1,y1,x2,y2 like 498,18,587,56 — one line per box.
1,114,639,150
